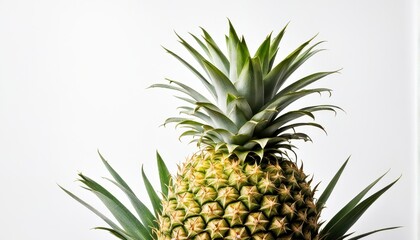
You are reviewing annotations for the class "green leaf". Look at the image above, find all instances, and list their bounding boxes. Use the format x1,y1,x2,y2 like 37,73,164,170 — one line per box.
156,151,171,197
321,170,390,235
236,120,259,139
94,227,128,240
201,59,239,110
91,190,150,239
189,32,211,57
163,47,216,98
104,178,157,233
347,227,401,240
178,106,213,124
176,119,212,133
59,186,130,239
164,78,210,102
323,177,400,240
235,57,264,113
275,122,327,136
205,128,235,143
254,34,271,74
98,152,156,231
265,88,332,117
268,23,288,71
79,175,150,239
98,151,134,195
226,20,242,81
196,102,238,132
226,93,253,126
260,104,342,136
263,35,316,101
201,27,230,75
277,71,337,97
316,158,350,211
141,166,162,218
236,38,251,78
260,110,315,136
283,41,325,81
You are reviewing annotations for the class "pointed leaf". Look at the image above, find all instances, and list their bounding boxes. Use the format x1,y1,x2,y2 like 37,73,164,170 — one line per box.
94,227,128,240
201,27,230,75
163,47,216,98
323,177,400,240
59,186,130,239
254,34,271,74
347,227,401,240
141,167,162,218
268,23,288,71
317,158,350,211
105,178,156,232
156,151,171,197
277,71,337,96
90,189,150,239
264,35,316,100
321,170,390,234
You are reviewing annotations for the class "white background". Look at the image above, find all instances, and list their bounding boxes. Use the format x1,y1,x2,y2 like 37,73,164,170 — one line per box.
0,0,417,239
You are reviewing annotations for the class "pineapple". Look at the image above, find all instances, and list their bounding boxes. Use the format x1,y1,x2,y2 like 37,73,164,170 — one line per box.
63,21,400,240
152,21,335,240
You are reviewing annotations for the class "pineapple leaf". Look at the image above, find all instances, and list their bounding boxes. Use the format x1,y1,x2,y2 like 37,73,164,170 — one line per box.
59,186,130,239
90,190,150,239
94,227,128,240
256,88,331,129
237,120,259,139
254,34,271,75
201,58,239,108
178,106,213,124
163,47,216,98
164,78,210,102
156,151,171,197
97,151,134,195
226,19,249,79
251,138,270,149
268,23,288,71
276,122,327,136
205,128,235,143
149,83,191,100
260,110,314,136
174,95,195,105
276,71,338,97
189,32,211,57
226,93,253,125
79,175,150,239
177,120,212,133
321,170,391,234
321,176,400,240
235,57,264,112
200,27,230,75
270,88,333,115
196,102,238,132
176,33,209,72
316,157,349,211
347,226,401,240
104,177,157,232
141,166,162,218
263,35,316,101
260,105,340,137
98,152,156,231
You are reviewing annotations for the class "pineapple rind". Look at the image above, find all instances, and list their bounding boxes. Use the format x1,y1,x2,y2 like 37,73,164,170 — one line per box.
158,152,320,239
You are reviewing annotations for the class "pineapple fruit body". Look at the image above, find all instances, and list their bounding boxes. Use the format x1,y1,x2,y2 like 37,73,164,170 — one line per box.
158,151,319,240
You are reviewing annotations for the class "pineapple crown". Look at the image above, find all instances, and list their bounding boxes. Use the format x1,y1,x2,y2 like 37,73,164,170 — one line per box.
151,21,340,161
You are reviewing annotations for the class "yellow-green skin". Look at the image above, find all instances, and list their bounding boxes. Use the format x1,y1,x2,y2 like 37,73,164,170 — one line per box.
157,151,320,240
